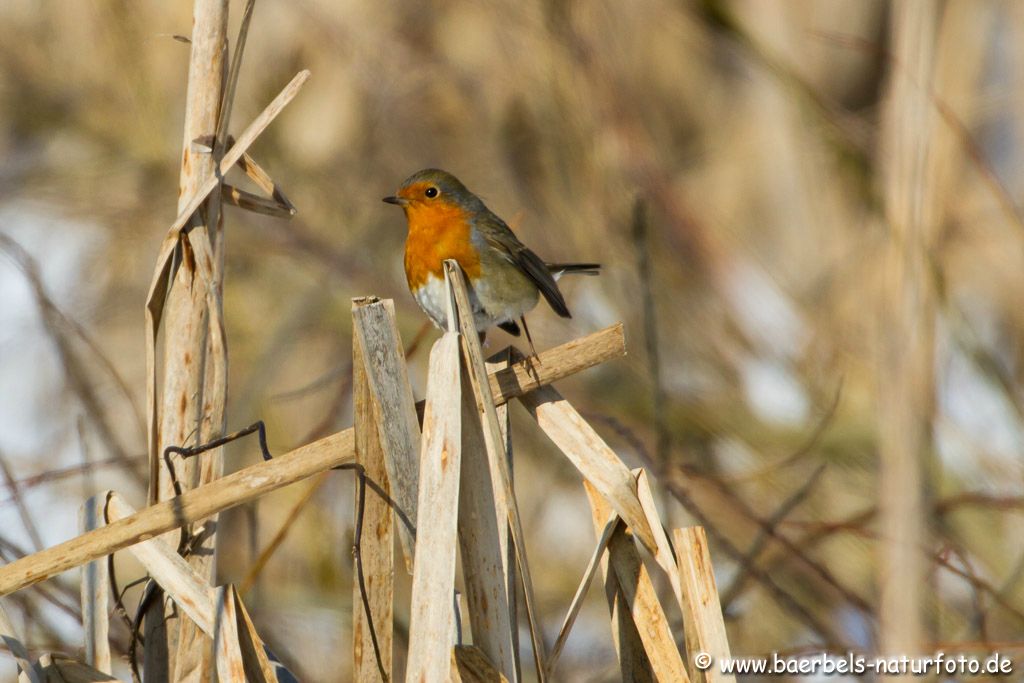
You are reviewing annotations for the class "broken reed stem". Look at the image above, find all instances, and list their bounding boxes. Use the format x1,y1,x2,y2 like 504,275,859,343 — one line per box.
352,300,394,683
444,261,548,681
0,430,354,598
146,1,229,678
0,326,624,598
405,333,463,682
143,69,311,487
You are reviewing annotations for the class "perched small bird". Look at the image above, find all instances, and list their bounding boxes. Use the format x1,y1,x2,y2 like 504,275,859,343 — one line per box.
384,169,599,349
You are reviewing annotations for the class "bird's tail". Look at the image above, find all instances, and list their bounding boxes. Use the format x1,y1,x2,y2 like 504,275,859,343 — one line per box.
546,262,601,280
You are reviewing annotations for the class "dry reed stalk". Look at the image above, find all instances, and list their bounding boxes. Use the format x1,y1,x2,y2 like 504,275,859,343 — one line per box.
144,69,308,293
101,498,282,681
406,332,463,681
230,585,281,681
352,298,421,571
586,484,654,683
584,480,689,683
444,261,547,680
485,354,518,674
604,529,689,683
352,299,394,683
587,484,690,683
211,584,284,683
673,527,734,683
105,492,217,636
877,0,938,663
142,61,310,514
145,1,229,678
0,327,623,597
547,510,618,677
487,324,624,405
634,469,684,606
78,495,111,675
0,430,352,597
517,380,658,553
458,366,517,681
140,30,306,678
213,585,245,682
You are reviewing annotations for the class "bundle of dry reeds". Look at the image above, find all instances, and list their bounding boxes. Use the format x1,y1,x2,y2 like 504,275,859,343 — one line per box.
2,0,1023,680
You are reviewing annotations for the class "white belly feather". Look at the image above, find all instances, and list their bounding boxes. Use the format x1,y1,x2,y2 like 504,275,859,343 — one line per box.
414,275,532,333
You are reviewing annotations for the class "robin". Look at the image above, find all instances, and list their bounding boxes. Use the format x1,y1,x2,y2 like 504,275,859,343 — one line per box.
383,168,599,351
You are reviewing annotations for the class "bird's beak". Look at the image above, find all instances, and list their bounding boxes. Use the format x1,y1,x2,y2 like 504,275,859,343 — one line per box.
382,195,407,206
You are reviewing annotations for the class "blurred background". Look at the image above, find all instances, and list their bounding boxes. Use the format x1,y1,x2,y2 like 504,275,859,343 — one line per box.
1,0,1023,680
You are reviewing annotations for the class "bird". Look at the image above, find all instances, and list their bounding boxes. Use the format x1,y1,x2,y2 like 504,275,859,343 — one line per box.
383,168,599,351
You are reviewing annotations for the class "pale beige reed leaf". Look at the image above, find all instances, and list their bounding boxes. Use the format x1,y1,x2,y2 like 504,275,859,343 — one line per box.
451,645,511,683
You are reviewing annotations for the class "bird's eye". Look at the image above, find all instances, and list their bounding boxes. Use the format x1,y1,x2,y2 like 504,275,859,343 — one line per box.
424,187,439,198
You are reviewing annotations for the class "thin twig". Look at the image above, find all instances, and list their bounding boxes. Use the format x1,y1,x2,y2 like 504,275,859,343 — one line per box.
237,473,328,595
722,380,843,484
0,233,139,480
0,456,145,504
631,198,671,470
676,461,874,615
942,543,991,645
0,452,44,553
719,464,828,612
662,471,846,647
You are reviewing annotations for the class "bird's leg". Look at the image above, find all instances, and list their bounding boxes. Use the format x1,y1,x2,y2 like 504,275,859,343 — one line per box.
518,316,544,384
520,316,539,359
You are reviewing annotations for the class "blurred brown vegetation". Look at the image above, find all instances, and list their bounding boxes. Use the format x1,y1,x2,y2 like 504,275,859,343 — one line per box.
1,0,1023,680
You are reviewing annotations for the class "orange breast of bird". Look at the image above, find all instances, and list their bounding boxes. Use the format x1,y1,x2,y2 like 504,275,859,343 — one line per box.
403,198,482,290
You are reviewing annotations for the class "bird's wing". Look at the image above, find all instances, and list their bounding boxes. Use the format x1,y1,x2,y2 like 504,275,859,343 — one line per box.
481,220,572,318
